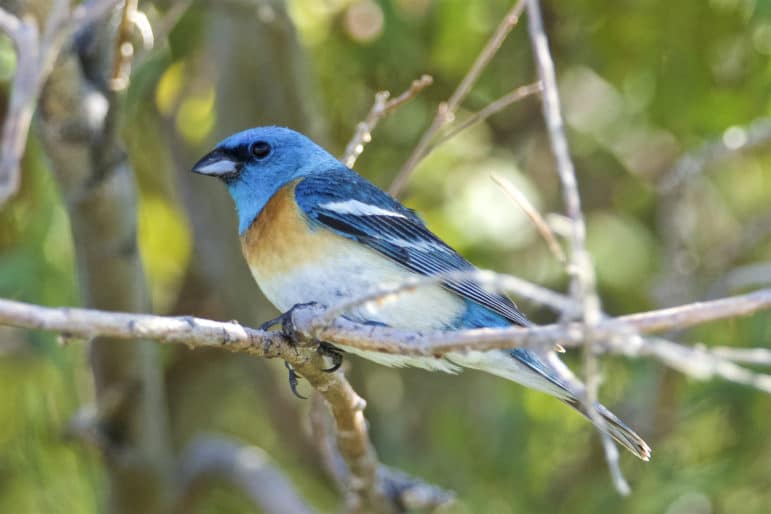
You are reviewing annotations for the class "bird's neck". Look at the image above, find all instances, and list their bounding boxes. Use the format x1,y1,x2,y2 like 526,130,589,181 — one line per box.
230,175,290,235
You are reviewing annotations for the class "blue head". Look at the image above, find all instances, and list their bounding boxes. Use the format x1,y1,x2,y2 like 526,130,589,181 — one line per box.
192,126,341,234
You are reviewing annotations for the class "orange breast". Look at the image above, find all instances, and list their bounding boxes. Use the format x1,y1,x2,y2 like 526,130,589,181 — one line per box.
241,180,337,278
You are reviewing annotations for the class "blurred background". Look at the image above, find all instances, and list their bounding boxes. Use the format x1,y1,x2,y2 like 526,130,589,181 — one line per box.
1,0,770,512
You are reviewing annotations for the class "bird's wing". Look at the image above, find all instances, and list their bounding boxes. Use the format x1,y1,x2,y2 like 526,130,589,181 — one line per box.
294,170,529,327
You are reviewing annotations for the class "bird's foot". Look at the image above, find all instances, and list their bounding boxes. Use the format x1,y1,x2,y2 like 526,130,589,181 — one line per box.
259,302,321,342
259,314,284,332
318,342,345,373
284,361,307,399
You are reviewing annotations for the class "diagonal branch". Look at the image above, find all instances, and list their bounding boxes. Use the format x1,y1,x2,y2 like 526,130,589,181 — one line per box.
389,0,527,196
174,436,320,514
342,74,433,168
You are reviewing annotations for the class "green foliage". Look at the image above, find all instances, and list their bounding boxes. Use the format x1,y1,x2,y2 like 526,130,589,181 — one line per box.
1,0,770,512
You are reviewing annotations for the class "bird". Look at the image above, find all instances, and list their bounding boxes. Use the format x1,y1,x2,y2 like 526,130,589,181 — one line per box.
191,126,651,461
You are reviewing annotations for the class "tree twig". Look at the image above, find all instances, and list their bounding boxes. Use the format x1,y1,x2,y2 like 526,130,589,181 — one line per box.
342,74,433,168
0,0,120,207
525,0,619,493
658,117,771,194
491,172,567,264
424,81,542,158
707,346,771,366
110,0,138,90
388,0,527,196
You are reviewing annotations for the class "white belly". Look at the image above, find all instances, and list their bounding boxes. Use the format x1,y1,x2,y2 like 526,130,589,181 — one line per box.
251,240,465,330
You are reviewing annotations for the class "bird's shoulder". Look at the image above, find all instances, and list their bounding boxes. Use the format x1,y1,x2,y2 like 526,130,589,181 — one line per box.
295,168,422,221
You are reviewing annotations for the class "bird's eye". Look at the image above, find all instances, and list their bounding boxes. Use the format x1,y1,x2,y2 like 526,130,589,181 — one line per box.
250,141,272,159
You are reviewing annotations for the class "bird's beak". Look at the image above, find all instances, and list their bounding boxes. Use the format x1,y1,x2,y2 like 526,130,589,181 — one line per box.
191,150,242,177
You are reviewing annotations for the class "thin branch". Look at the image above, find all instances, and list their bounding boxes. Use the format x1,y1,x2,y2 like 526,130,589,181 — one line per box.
491,172,567,264
634,337,771,394
424,81,542,158
526,0,624,494
110,0,138,90
154,0,194,43
706,262,771,299
174,436,320,514
707,346,771,366
0,0,120,207
389,0,527,196
0,7,40,206
342,74,433,168
658,117,771,194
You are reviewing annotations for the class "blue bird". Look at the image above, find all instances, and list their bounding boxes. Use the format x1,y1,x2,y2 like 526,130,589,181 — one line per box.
192,126,651,461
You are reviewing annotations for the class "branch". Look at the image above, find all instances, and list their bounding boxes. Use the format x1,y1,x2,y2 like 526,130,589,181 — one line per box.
308,392,455,512
658,117,771,194
526,0,625,494
389,0,527,196
342,74,433,168
174,436,320,514
1,288,769,366
0,0,120,207
110,0,138,90
424,81,542,158
491,172,566,264
0,7,39,206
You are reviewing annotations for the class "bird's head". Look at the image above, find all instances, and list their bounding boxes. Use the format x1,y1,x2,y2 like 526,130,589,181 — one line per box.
192,126,340,233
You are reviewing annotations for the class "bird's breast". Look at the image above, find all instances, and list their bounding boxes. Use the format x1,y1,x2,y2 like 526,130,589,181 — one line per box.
240,181,465,330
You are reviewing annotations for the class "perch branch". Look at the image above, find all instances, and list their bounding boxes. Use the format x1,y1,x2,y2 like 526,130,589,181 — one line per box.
0,288,769,372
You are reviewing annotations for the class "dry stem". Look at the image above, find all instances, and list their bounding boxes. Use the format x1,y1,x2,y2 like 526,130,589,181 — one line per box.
389,0,527,196
342,74,433,168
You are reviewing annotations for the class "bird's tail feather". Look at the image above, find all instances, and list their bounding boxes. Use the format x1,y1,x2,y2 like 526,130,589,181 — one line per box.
564,398,651,461
447,349,652,461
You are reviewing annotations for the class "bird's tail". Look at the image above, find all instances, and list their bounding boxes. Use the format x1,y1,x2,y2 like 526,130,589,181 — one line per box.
563,397,651,461
447,349,652,461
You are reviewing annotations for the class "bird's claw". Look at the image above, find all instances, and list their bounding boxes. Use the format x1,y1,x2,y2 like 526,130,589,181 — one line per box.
318,342,345,373
266,304,339,396
259,302,320,342
259,314,284,332
284,361,307,399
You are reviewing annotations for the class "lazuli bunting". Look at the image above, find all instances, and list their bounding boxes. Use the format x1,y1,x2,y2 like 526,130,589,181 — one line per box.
192,126,651,461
